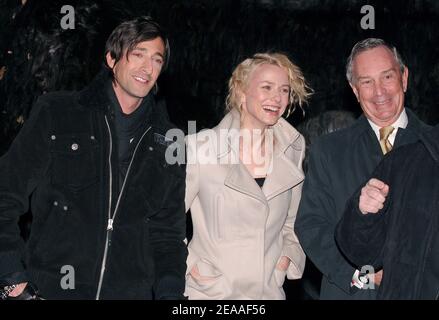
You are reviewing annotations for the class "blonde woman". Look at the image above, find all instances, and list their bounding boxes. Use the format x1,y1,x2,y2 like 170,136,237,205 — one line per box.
185,53,312,299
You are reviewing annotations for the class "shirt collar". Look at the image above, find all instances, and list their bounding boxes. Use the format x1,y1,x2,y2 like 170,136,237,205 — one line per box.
368,108,408,141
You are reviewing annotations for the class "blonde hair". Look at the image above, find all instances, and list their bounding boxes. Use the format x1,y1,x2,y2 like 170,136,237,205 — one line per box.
226,52,313,118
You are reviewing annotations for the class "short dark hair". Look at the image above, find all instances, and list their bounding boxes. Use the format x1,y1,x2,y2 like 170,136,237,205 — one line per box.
104,16,170,71
346,38,405,83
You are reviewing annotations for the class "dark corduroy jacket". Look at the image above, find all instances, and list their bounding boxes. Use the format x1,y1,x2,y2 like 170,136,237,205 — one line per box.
0,70,187,299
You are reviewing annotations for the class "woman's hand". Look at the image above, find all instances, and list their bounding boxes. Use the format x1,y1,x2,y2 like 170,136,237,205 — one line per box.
276,256,291,271
190,265,217,283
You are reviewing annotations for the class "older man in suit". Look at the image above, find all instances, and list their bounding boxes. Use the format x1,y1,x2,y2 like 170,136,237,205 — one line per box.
295,38,430,299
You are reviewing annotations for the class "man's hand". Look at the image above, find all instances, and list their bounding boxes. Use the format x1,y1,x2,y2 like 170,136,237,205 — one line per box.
359,178,389,215
8,282,27,297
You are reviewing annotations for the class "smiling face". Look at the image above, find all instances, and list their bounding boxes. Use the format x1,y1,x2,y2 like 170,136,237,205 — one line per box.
350,46,408,127
239,63,290,130
106,37,165,114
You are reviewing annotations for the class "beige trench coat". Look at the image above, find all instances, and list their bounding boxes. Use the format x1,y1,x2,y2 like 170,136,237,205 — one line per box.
185,109,306,299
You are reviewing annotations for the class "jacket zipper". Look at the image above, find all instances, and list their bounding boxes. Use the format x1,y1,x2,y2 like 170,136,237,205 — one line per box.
95,115,151,299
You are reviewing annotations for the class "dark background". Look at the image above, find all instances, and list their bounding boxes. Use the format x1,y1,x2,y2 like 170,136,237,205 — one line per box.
1,0,439,152
1,0,438,299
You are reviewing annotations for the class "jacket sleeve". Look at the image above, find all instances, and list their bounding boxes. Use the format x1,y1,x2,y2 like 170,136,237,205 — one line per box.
294,142,357,294
150,160,188,300
335,157,392,269
281,139,306,279
184,134,199,212
0,97,51,283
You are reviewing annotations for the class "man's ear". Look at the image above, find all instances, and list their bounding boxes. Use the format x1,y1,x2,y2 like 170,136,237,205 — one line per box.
349,82,360,102
106,52,115,69
402,66,409,93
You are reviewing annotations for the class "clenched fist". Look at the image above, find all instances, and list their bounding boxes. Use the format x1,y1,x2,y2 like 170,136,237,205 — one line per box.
359,178,389,215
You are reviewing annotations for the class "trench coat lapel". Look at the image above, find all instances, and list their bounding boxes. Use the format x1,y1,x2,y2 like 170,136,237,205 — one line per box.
262,152,303,201
219,110,268,204
262,123,304,201
218,110,303,204
224,163,268,204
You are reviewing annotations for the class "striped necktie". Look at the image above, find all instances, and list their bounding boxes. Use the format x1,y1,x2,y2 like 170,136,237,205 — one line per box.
379,126,395,155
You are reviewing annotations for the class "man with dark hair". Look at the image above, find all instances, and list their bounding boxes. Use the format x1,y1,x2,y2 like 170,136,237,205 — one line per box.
0,16,187,300
295,38,430,299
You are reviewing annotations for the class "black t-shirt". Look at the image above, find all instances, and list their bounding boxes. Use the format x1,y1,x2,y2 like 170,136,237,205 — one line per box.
107,81,152,189
255,177,266,188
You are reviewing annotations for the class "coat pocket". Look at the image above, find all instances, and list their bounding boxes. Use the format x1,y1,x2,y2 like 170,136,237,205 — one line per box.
49,133,99,192
185,258,225,299
273,267,287,288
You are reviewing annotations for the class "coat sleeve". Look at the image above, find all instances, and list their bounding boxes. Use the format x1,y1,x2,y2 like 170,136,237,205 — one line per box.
183,134,200,276
184,134,200,212
281,137,306,279
294,141,357,294
335,157,392,269
0,97,51,284
150,160,188,300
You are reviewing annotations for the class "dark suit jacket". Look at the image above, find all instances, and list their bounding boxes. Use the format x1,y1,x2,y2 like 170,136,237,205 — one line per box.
295,109,430,299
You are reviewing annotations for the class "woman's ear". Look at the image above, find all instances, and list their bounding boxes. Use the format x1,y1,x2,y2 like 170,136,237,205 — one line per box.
237,87,246,108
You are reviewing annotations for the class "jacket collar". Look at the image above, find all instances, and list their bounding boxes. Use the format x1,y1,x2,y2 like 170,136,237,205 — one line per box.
392,108,429,149
420,124,439,164
351,108,428,153
354,108,427,137
77,68,113,111
213,109,304,203
77,68,170,129
214,108,303,158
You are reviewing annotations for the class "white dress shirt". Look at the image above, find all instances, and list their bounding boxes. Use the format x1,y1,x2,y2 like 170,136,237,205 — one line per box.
367,108,408,146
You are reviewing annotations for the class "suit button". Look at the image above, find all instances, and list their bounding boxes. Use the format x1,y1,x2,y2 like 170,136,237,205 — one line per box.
71,143,79,151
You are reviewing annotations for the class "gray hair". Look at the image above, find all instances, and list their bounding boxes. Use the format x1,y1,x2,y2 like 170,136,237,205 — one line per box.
346,38,406,83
